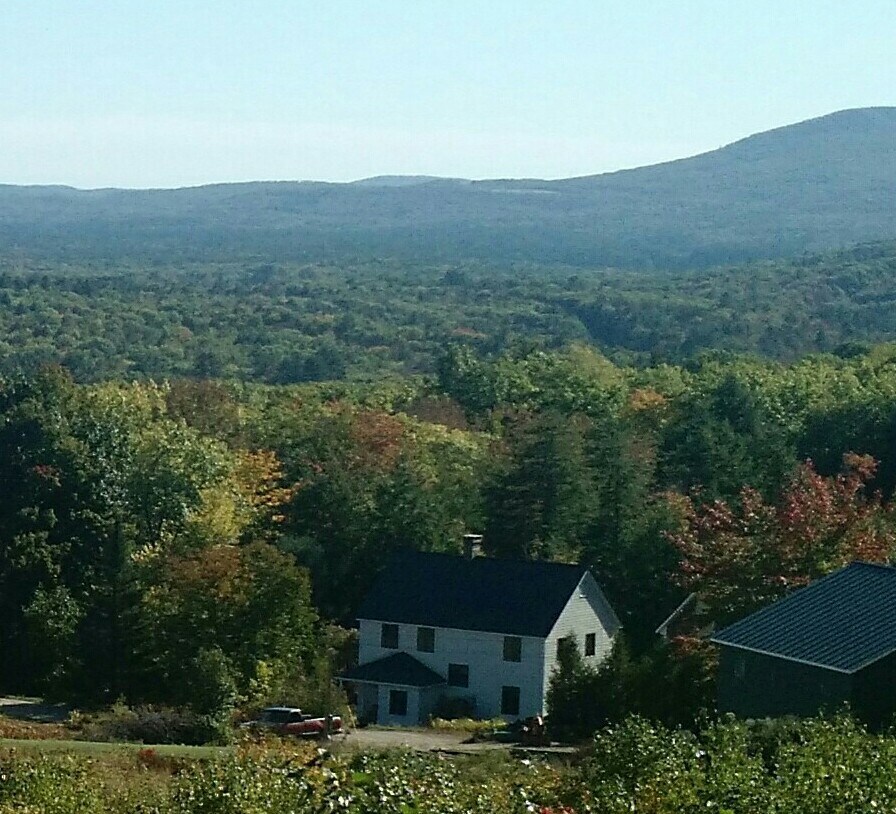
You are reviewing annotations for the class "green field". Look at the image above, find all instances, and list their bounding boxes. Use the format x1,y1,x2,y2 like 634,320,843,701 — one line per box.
0,737,229,759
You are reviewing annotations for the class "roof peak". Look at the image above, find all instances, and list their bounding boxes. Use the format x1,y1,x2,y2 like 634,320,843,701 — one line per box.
357,550,596,637
845,560,896,572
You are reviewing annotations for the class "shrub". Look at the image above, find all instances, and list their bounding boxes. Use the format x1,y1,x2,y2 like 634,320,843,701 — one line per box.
0,755,101,814
428,716,507,734
80,702,228,746
0,717,70,740
431,695,476,721
547,634,717,740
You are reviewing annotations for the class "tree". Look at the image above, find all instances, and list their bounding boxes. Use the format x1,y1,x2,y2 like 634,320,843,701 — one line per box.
668,454,896,625
0,374,305,702
484,411,596,561
580,394,684,648
137,542,318,704
547,636,602,739
269,403,485,619
659,373,797,500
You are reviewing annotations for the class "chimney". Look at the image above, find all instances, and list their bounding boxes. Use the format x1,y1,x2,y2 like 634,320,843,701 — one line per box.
463,533,484,560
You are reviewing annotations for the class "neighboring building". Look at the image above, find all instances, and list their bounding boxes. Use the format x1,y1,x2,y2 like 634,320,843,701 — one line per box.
340,550,620,726
655,592,715,641
712,562,896,728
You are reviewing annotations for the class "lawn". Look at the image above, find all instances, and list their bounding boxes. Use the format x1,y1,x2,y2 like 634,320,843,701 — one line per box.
0,737,230,759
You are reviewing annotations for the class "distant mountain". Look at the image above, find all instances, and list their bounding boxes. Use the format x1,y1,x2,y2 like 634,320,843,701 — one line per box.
1,107,895,269
350,175,449,187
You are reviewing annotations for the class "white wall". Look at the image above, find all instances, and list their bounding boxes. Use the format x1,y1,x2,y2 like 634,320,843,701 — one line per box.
375,684,421,727
352,682,434,726
358,618,547,719
542,573,621,701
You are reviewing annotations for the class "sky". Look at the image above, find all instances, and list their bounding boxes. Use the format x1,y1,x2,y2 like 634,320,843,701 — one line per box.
2,1,895,188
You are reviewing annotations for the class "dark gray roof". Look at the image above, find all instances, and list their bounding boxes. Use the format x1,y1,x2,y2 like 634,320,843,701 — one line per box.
340,652,445,687
357,551,590,637
712,562,896,674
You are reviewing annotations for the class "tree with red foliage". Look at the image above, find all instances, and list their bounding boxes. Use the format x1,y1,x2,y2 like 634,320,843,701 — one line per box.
668,454,896,625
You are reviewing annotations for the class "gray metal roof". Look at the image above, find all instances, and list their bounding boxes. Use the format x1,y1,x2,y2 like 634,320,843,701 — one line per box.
712,562,896,674
357,550,592,638
340,652,446,687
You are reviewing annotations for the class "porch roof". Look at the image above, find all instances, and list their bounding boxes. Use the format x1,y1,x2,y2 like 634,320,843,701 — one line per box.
340,652,446,688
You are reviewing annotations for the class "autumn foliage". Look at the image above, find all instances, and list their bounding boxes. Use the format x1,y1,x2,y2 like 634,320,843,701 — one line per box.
668,454,896,624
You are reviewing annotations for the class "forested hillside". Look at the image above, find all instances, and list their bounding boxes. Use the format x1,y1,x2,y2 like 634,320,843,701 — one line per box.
4,343,896,726
8,6,896,807
1,240,896,381
2,107,895,268
2,106,896,754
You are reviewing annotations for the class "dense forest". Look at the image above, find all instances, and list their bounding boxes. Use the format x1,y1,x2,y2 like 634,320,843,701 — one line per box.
1,240,896,381
3,134,896,782
4,337,896,733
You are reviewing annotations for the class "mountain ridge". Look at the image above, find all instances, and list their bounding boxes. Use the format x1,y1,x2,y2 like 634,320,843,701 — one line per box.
1,107,895,269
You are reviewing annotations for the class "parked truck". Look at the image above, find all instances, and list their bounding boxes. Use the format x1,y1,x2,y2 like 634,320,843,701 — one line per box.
244,706,344,737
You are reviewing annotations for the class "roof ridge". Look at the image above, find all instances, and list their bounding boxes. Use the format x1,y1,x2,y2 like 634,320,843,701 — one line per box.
357,549,596,637
716,561,896,641
393,548,587,570
712,561,896,673
847,559,896,573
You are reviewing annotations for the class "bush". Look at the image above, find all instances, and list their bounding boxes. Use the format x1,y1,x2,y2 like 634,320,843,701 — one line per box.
0,755,102,814
428,716,507,734
546,634,717,740
241,656,351,727
430,694,476,721
561,714,896,814
241,626,353,725
80,702,229,746
0,716,70,740
7,715,896,812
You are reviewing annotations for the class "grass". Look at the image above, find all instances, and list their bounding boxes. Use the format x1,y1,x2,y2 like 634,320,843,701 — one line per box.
428,717,508,734
0,737,230,759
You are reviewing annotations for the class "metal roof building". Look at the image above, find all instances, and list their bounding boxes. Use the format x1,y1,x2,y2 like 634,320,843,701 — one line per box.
712,562,896,727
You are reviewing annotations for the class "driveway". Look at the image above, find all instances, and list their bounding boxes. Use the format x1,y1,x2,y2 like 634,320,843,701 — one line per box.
0,697,70,723
336,727,575,756
336,727,504,754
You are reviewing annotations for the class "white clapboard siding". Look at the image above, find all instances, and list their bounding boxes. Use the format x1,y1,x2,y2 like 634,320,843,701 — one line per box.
358,618,547,719
541,573,622,702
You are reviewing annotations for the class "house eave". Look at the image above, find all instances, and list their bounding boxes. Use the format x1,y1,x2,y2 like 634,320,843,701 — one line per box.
337,676,446,688
655,592,697,637
356,617,551,640
711,638,857,675
842,645,896,674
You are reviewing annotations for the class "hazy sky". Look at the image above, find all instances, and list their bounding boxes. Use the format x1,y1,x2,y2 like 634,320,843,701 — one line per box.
3,1,894,188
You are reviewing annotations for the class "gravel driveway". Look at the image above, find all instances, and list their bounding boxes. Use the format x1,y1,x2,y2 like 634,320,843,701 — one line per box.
335,727,505,754
0,697,70,723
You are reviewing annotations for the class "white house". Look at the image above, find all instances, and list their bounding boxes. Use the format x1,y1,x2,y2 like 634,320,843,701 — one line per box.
340,549,620,726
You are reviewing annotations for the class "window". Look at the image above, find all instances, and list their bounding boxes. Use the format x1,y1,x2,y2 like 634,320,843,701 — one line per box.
585,633,596,657
501,686,520,716
381,623,399,649
503,636,522,662
259,708,291,725
417,627,435,653
389,689,408,716
447,663,469,688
